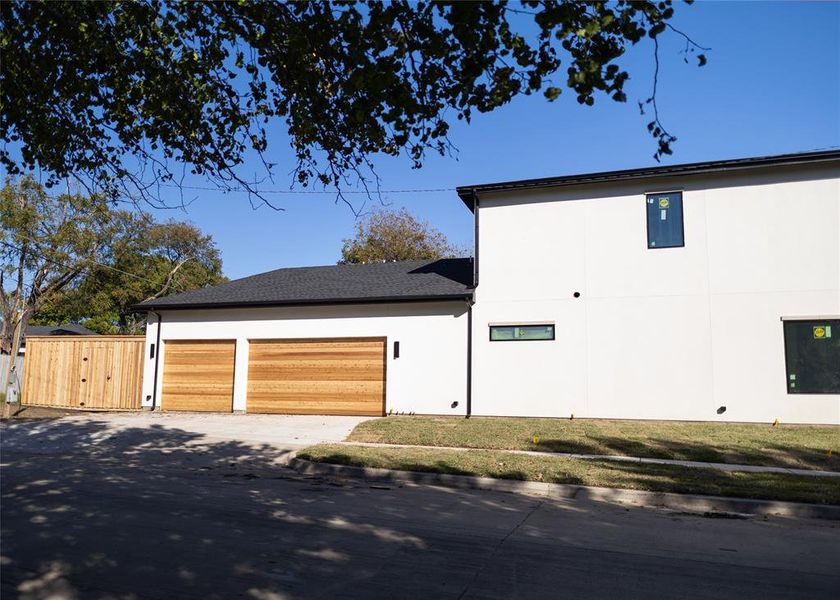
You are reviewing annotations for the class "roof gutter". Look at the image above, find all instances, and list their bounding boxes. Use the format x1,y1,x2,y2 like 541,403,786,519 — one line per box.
132,292,475,312
455,150,840,211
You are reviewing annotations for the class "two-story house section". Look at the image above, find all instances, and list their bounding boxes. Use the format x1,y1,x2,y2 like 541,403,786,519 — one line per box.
458,150,840,424
137,151,838,424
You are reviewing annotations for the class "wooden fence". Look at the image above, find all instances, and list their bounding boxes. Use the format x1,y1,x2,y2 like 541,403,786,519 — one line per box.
21,336,145,410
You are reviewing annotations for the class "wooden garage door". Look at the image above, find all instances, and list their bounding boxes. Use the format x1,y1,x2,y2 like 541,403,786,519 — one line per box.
247,338,386,416
161,340,235,412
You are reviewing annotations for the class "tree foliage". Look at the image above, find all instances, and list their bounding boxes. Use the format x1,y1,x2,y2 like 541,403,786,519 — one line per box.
0,177,119,355
0,1,706,207
36,217,225,334
1,177,224,358
340,208,463,264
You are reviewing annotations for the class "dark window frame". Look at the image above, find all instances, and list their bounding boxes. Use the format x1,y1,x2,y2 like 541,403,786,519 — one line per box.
489,324,556,342
782,318,840,395
645,190,685,250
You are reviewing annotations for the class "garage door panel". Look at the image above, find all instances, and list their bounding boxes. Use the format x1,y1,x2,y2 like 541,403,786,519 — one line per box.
249,406,383,417
249,350,384,362
249,380,384,395
248,397,384,416
162,340,235,412
248,364,383,381
247,338,385,416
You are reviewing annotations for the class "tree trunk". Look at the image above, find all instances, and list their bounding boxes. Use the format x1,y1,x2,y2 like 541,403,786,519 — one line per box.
3,308,29,405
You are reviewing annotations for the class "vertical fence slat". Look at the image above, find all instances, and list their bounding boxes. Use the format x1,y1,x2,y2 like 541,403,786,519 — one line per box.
20,336,144,410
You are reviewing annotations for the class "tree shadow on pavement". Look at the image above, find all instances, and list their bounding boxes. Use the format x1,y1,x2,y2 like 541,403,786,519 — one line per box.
0,418,552,599
2,418,839,600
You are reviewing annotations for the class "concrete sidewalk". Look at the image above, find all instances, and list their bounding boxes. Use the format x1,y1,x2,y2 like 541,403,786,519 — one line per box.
336,441,840,478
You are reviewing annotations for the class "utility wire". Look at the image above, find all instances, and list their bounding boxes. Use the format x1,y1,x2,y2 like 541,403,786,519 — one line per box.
1,237,193,297
157,183,456,195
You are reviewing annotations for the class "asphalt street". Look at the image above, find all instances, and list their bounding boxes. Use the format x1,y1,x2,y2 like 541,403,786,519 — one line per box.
1,415,838,599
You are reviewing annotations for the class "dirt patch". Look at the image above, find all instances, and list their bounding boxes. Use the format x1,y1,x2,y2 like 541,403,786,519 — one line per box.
1,404,126,420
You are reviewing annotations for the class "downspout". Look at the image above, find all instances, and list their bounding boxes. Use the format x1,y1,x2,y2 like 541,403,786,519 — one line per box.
150,311,163,410
472,190,480,288
465,189,479,419
466,298,473,418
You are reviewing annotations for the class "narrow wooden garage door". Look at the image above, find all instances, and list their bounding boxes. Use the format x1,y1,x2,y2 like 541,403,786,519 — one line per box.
247,338,386,416
161,340,235,412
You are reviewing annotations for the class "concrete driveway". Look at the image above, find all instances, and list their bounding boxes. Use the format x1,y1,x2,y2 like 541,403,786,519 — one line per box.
1,411,371,458
2,414,839,599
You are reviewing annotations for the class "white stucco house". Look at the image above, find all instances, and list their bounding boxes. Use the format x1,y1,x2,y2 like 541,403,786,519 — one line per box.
136,150,840,424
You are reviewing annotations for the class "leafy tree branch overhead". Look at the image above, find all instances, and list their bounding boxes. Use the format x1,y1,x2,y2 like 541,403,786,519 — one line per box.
0,0,706,209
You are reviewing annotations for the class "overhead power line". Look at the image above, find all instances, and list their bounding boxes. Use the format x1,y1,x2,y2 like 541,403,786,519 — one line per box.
158,183,456,195
0,237,193,297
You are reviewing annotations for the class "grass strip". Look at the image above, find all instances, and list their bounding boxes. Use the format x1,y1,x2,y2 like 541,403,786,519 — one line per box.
299,443,840,505
347,416,840,472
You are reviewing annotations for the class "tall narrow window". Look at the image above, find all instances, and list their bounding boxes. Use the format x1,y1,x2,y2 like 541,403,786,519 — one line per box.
783,319,840,394
646,192,684,248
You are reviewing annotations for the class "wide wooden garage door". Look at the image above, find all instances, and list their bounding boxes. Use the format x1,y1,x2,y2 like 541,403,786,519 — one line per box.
247,338,386,416
161,340,235,412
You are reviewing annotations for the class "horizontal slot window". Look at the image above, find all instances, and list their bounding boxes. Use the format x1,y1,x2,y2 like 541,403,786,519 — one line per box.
489,324,555,342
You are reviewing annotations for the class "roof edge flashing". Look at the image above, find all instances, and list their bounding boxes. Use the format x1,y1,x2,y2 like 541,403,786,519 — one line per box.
456,150,840,211
132,292,475,312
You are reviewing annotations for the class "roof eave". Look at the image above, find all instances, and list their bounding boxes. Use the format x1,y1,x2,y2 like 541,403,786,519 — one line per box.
132,292,475,312
455,150,840,211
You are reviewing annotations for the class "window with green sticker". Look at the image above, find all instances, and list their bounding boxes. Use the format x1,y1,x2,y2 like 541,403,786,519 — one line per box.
646,192,684,249
489,324,555,342
783,319,840,394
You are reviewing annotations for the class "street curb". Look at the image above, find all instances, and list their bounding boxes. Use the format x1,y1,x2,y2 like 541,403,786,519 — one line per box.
287,457,840,521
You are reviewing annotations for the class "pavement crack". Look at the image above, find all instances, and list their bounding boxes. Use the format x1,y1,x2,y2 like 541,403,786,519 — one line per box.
456,498,545,599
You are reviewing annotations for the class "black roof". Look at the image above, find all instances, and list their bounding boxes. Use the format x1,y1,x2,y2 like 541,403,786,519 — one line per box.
25,324,98,336
23,324,98,345
456,149,840,210
134,258,474,311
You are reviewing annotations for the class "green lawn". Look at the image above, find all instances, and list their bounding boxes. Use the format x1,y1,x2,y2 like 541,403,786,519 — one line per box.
348,416,840,472
299,444,840,505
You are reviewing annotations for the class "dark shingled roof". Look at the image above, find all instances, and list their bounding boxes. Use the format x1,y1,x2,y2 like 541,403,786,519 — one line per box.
134,258,474,310
25,324,98,336
23,324,98,346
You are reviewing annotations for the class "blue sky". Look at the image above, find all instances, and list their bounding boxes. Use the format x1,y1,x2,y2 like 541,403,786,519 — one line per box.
22,2,840,279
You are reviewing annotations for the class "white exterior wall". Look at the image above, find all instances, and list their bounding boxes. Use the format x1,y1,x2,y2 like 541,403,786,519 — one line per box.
472,164,840,424
141,301,468,416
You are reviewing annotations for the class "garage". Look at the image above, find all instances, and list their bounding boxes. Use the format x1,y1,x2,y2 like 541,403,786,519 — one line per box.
137,259,473,415
247,338,386,416
161,340,236,412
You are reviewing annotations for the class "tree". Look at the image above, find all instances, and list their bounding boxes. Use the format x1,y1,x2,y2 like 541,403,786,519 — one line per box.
35,217,225,334
0,175,122,385
0,1,706,207
340,208,463,264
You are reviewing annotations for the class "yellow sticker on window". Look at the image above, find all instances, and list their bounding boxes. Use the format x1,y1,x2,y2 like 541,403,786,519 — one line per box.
658,197,670,209
814,326,826,339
